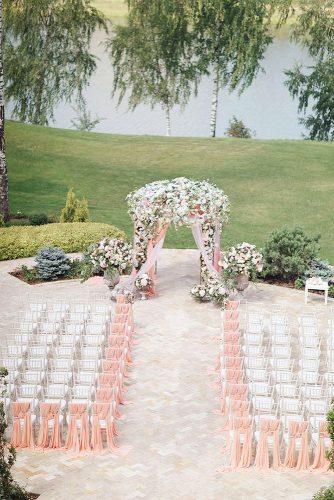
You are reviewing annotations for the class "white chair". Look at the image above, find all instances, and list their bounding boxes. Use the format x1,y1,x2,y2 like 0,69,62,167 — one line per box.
85,324,105,335
270,334,291,346
50,358,73,371
244,357,268,370
45,384,68,400
80,346,101,359
300,358,320,372
73,372,97,386
242,345,265,358
27,345,50,358
82,334,105,347
21,371,45,385
275,383,299,399
300,346,321,360
305,400,328,416
271,370,296,384
48,371,72,385
7,345,27,357
270,358,294,371
300,336,322,349
246,323,263,335
298,370,321,386
38,322,59,334
64,323,84,336
249,381,273,397
244,333,263,345
76,359,99,372
71,385,94,401
271,345,291,359
279,397,302,416
54,346,75,359
26,357,48,371
246,369,269,382
300,385,324,401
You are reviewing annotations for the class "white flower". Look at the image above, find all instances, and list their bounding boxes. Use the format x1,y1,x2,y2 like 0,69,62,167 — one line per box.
199,289,205,297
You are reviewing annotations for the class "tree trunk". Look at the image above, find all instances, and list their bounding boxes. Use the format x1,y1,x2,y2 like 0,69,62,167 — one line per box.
165,105,171,137
0,0,9,222
210,63,220,138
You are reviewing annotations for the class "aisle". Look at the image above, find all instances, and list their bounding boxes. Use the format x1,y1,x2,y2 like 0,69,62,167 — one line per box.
3,249,331,499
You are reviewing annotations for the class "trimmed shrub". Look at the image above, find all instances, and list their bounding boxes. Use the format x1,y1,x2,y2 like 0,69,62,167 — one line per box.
0,222,126,260
60,189,77,222
226,116,253,139
29,213,49,226
0,214,4,227
262,226,320,281
73,198,89,222
35,246,71,281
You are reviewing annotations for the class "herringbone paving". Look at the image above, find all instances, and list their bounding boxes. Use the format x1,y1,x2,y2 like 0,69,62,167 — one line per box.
0,250,332,499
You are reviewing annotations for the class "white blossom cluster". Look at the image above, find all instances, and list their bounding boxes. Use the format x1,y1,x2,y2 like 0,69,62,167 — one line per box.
134,273,153,290
219,242,263,274
190,277,229,308
90,238,133,273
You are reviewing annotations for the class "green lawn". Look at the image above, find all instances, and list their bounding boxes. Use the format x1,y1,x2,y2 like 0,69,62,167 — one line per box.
6,120,334,261
92,0,128,19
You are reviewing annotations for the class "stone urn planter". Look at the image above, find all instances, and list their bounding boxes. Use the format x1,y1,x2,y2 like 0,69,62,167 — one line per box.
236,272,249,292
103,270,120,290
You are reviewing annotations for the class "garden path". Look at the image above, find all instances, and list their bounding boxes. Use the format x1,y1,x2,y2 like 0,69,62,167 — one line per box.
0,250,332,499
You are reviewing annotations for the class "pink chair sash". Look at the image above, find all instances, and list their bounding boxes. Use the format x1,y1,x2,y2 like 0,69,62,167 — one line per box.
65,403,90,452
223,331,240,344
91,403,117,450
224,357,243,370
230,399,250,417
115,304,131,315
283,421,309,470
102,359,123,374
116,295,125,304
11,402,34,448
225,368,244,383
105,347,126,360
223,344,241,357
110,323,126,334
226,301,240,310
108,335,128,348
311,421,330,471
255,419,281,470
230,417,253,469
223,321,239,332
220,383,248,414
37,402,61,449
224,311,239,321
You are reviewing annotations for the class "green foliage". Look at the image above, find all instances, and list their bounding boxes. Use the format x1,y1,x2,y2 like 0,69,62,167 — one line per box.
294,277,304,289
29,213,49,226
262,226,321,281
329,285,334,299
0,368,29,499
313,486,334,500
3,0,107,126
60,189,90,222
285,1,334,141
35,246,71,280
20,265,38,282
0,222,126,260
107,0,198,135
0,214,4,227
73,198,89,222
71,102,103,132
60,189,77,223
66,259,84,279
303,259,333,282
327,399,334,470
226,116,253,139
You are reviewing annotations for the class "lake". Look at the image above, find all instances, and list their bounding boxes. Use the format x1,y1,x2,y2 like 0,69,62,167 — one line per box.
10,30,314,139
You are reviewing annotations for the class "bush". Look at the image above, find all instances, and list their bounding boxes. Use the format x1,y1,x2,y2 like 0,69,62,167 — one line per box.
0,222,126,260
329,285,334,299
29,213,49,226
60,189,77,223
313,487,334,500
226,116,253,139
303,259,333,283
73,198,89,222
35,246,71,281
0,367,29,499
262,226,320,281
0,214,4,227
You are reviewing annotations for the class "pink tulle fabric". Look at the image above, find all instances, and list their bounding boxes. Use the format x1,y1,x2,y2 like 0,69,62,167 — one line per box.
255,419,281,470
65,403,90,452
283,421,309,470
223,331,240,344
229,417,253,469
311,421,330,471
91,403,117,450
37,402,61,449
224,311,239,321
223,321,240,332
226,301,240,310
11,402,34,448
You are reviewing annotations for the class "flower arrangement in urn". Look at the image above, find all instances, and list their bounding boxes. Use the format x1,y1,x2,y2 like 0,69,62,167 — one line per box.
190,276,229,308
219,242,263,292
89,238,133,287
135,273,153,299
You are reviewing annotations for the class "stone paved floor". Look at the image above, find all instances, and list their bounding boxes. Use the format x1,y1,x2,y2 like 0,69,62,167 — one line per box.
0,249,333,499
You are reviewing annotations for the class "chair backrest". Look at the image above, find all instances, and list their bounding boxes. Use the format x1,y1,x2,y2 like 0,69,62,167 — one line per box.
45,384,68,399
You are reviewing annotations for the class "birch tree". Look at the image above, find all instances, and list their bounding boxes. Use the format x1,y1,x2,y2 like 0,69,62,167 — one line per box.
0,0,8,222
107,0,198,136
190,0,276,137
3,0,106,126
285,0,334,141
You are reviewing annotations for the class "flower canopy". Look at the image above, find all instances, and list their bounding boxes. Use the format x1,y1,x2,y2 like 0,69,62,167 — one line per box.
127,177,229,234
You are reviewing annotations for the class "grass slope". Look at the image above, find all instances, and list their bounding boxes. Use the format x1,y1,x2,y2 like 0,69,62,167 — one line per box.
7,120,334,261
92,0,127,19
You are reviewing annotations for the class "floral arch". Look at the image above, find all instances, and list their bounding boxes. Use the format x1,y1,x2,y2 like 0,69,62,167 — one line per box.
125,177,230,295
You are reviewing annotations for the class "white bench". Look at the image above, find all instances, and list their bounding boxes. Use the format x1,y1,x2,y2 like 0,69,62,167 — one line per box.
304,278,329,305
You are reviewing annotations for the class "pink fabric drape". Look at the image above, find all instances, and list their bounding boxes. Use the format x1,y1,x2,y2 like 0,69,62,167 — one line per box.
111,323,126,334
230,400,250,418
226,301,240,310
311,421,330,471
11,402,34,448
224,311,239,321
255,419,281,470
283,421,309,470
230,417,253,469
223,331,240,344
91,403,117,451
116,295,125,304
37,402,61,449
224,357,243,370
65,403,90,452
223,321,240,332
224,369,244,383
223,345,241,357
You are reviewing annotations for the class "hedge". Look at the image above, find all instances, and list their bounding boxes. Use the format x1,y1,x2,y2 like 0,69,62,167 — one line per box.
0,222,126,260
